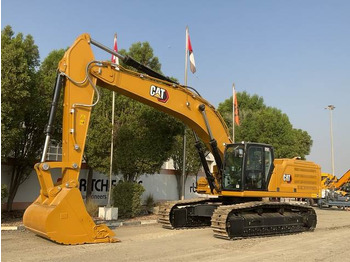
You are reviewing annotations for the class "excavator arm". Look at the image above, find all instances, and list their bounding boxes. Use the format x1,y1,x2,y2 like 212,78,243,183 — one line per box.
23,34,231,244
334,169,350,190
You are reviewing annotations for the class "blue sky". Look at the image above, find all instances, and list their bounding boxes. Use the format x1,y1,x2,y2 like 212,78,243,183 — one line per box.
2,0,350,177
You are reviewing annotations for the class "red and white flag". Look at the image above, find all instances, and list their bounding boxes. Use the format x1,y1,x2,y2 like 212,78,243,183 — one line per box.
111,33,119,65
186,27,196,74
233,85,240,126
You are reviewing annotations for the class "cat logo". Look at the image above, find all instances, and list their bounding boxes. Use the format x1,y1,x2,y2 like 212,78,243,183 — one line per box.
283,174,292,183
150,85,169,103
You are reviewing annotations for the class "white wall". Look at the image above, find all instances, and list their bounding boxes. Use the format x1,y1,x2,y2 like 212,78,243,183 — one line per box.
1,164,204,208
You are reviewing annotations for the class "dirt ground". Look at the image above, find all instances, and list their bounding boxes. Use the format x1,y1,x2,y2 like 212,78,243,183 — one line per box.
2,208,350,262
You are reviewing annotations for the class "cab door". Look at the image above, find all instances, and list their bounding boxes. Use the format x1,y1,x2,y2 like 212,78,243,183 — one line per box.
244,145,273,191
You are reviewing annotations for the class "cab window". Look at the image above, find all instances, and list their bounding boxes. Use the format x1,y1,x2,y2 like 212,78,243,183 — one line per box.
245,146,263,190
223,146,244,190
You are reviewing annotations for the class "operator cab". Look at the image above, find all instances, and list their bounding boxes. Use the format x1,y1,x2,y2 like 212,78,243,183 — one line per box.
222,142,274,191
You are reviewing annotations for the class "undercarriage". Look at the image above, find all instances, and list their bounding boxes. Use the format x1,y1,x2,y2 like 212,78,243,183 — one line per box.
158,198,317,240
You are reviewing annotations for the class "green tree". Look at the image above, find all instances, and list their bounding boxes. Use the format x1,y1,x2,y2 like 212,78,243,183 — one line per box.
1,26,43,211
114,103,181,181
218,91,312,159
111,181,145,218
218,91,265,136
85,88,114,175
170,127,202,199
290,128,312,159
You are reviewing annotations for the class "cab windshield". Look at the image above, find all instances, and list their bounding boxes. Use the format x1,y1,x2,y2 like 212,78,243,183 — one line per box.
222,145,244,190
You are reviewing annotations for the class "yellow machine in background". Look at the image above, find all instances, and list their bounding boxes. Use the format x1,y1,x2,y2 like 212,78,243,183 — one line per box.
24,34,321,244
336,169,350,193
321,173,337,190
321,170,350,194
318,170,350,208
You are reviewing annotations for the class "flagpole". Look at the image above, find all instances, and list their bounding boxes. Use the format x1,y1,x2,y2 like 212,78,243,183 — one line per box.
181,27,189,200
232,83,235,143
107,33,118,207
185,26,189,87
107,91,115,207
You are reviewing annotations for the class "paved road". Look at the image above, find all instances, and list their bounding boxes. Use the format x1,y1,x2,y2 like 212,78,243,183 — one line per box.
2,209,350,262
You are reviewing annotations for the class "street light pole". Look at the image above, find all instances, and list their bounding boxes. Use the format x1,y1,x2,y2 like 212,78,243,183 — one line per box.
325,105,335,176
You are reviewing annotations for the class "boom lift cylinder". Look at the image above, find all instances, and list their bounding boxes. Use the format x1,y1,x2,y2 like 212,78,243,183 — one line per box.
41,73,65,162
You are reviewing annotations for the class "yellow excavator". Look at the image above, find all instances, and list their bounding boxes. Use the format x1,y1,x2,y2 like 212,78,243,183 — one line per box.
23,33,321,244
318,170,350,208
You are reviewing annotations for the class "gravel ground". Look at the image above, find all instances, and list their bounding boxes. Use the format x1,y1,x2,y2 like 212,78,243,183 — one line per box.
2,208,350,262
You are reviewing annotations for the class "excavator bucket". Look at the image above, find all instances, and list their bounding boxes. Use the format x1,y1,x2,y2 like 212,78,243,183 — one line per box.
23,187,119,245
23,164,119,245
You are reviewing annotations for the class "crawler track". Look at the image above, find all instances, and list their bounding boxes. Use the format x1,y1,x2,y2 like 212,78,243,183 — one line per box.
158,198,219,229
158,199,317,240
211,201,317,240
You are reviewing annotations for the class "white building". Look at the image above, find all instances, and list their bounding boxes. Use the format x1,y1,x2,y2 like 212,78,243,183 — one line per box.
1,143,215,210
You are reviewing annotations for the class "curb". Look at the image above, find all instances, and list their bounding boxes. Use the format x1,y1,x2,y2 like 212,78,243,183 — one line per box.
123,219,158,226
105,219,158,229
1,220,158,231
1,225,26,231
